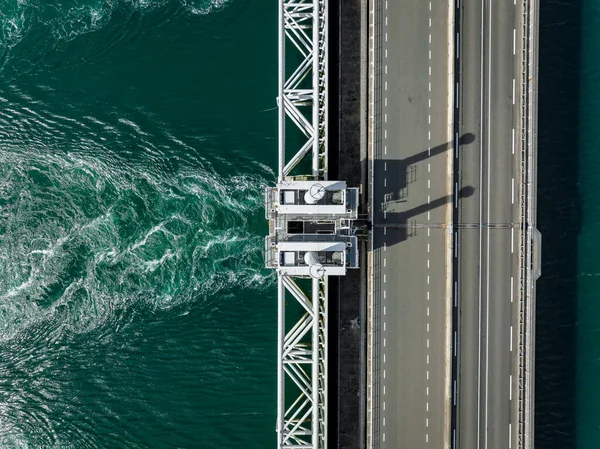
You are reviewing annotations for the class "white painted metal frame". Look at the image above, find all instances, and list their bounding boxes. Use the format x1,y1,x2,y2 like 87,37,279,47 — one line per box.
278,0,328,181
276,0,329,447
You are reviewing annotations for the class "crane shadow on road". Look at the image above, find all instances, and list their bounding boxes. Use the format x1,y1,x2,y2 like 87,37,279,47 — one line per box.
373,133,475,204
372,185,475,249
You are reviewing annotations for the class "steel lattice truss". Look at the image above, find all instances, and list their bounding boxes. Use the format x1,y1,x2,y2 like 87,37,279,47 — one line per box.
276,0,329,447
278,0,328,181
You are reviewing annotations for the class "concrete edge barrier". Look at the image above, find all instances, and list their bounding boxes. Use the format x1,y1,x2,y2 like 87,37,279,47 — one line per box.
444,0,456,448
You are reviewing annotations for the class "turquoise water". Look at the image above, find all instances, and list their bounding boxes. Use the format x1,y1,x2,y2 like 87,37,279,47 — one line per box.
0,0,278,447
579,0,600,447
537,0,600,447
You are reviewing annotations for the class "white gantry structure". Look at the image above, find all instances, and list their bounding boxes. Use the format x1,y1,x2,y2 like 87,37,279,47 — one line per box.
266,0,359,448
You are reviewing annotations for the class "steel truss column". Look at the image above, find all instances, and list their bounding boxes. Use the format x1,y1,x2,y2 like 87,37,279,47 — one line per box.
276,0,329,447
278,0,328,181
277,277,328,449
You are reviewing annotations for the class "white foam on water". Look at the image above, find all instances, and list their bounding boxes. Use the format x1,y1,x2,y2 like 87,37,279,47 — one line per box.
0,146,273,340
0,0,230,50
182,0,230,15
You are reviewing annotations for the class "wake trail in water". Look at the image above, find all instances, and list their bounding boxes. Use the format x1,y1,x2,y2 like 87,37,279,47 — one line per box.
0,0,231,56
0,145,273,339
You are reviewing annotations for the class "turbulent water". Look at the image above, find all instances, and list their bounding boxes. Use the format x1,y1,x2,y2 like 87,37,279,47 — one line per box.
0,0,278,447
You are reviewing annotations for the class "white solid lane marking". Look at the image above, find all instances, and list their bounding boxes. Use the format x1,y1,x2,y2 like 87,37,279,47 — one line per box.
454,331,457,356
511,276,514,302
454,380,457,404
512,177,515,203
511,227,514,253
512,128,515,154
454,235,458,258
455,182,458,208
512,78,515,104
477,0,493,448
454,281,458,305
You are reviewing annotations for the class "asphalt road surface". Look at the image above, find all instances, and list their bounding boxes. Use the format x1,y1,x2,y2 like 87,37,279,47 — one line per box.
372,0,453,447
454,0,525,448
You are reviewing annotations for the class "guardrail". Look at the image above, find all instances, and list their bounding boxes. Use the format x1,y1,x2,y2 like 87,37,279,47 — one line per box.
517,0,538,447
367,0,384,448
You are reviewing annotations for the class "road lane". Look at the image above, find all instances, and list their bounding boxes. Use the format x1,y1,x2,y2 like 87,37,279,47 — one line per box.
455,0,525,448
455,0,483,447
372,0,452,447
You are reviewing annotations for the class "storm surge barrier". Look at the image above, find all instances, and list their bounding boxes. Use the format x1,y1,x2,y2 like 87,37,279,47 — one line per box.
265,1,360,448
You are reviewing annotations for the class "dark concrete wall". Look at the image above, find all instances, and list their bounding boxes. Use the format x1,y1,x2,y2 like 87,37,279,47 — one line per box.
328,0,366,448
